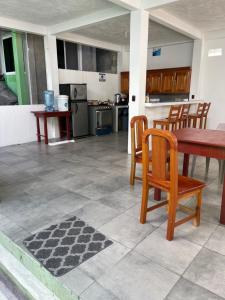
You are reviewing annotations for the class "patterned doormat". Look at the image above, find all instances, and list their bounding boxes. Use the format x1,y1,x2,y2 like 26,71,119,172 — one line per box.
23,216,113,277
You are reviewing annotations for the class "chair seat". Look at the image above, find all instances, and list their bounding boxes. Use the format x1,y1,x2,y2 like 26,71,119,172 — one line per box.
147,174,205,196
135,151,152,163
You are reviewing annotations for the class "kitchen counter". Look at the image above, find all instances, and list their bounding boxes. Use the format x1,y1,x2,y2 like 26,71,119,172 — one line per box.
145,100,200,108
144,100,199,128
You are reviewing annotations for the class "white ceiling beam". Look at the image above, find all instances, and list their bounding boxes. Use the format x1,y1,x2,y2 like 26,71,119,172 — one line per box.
107,0,140,10
142,0,180,10
0,16,47,35
149,9,202,39
49,6,128,35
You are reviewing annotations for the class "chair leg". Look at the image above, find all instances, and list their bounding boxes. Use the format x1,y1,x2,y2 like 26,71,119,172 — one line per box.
130,160,136,185
140,182,149,224
219,160,225,185
193,190,202,227
190,156,197,177
166,194,177,241
205,157,210,179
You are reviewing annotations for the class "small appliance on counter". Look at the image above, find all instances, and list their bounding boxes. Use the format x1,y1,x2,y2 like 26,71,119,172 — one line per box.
114,93,128,105
43,90,54,112
59,84,88,138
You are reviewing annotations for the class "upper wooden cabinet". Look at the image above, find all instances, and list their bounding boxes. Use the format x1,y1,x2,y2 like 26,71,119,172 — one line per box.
121,71,129,94
146,70,162,94
121,67,191,95
174,68,191,93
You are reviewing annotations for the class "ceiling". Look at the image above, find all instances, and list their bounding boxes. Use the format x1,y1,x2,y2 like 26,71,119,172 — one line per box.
0,0,119,26
73,14,192,46
161,0,225,32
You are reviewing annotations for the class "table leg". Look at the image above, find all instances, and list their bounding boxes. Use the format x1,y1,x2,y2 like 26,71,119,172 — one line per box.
220,175,225,225
66,114,70,140
43,116,48,145
154,189,161,201
36,116,41,142
58,117,63,139
183,153,190,176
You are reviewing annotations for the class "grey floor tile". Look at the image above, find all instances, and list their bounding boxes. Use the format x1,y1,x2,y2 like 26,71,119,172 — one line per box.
59,268,94,296
135,227,201,275
79,241,130,280
184,248,225,298
80,282,118,300
100,213,156,249
97,251,179,300
205,226,225,255
74,202,121,229
167,278,224,300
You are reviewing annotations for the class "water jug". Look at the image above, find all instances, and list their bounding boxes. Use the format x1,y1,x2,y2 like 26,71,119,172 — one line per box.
43,90,54,112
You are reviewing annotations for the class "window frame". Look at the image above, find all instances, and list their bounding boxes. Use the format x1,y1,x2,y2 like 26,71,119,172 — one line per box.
2,35,16,75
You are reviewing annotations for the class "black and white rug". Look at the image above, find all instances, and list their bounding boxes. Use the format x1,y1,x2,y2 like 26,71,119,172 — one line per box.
23,216,113,277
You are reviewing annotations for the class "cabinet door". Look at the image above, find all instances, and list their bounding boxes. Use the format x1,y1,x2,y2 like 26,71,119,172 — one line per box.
174,69,191,93
121,72,129,94
161,71,175,93
147,71,162,94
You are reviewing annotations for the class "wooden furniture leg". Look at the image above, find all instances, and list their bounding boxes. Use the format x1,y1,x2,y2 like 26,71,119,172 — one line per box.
183,153,190,176
220,175,225,225
190,156,196,177
66,114,70,140
205,157,210,179
154,188,161,201
58,117,63,139
130,160,136,185
36,116,41,142
43,116,48,145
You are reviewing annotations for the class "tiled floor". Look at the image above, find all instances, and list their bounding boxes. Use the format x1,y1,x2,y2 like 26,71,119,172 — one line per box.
0,132,225,300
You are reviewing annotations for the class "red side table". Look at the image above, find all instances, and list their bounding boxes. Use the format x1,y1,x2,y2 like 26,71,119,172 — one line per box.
31,111,71,144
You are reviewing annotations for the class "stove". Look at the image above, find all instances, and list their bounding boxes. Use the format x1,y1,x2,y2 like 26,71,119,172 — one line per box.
88,105,113,136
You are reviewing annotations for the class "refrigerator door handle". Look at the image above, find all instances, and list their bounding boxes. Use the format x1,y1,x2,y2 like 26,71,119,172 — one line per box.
75,103,78,113
74,88,77,100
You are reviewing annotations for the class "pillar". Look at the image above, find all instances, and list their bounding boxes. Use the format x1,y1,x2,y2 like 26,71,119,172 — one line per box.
128,10,149,153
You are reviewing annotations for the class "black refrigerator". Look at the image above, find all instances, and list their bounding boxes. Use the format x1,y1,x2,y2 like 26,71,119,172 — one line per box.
59,84,89,137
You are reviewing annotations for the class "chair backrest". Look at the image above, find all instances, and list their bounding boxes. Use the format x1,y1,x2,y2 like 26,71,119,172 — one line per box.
168,105,182,122
142,128,178,196
196,102,205,116
180,104,191,118
130,115,148,155
203,102,211,117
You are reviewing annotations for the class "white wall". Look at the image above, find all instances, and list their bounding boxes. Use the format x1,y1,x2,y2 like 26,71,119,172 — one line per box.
199,32,225,129
58,69,119,101
121,42,194,71
0,105,58,147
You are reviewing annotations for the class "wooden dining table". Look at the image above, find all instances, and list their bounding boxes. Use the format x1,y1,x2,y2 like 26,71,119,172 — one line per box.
174,127,225,225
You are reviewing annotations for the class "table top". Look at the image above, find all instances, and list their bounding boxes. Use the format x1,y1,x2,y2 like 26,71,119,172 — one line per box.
174,128,225,149
31,110,70,116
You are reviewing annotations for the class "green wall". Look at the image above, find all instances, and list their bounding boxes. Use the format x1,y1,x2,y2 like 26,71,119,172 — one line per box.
5,74,17,95
12,32,29,105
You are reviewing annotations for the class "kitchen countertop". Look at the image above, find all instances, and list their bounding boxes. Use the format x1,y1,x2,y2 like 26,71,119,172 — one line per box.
145,100,200,108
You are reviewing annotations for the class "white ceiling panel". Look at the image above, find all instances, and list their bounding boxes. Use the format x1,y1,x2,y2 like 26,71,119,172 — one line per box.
161,0,225,32
0,0,118,25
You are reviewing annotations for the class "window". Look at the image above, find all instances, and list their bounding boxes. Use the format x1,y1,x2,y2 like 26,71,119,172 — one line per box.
208,48,223,57
65,41,78,70
57,39,65,69
82,45,96,72
56,39,118,74
3,37,15,73
96,48,117,74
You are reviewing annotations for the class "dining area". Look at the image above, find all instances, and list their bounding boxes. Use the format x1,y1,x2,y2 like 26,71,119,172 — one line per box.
130,101,225,241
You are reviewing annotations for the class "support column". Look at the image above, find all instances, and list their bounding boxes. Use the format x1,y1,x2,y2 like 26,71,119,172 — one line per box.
44,35,60,139
190,38,205,99
44,35,59,95
128,10,149,153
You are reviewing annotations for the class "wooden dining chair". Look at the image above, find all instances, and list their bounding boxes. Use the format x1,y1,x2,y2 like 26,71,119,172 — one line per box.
190,102,211,177
178,104,191,129
130,115,150,185
140,128,206,241
188,102,205,128
153,105,182,131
